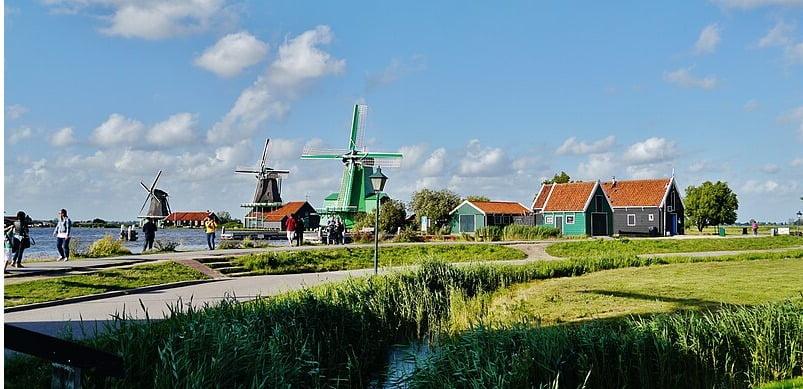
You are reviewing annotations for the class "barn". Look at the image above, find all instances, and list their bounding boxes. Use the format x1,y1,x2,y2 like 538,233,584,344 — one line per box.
601,177,684,236
532,181,613,236
165,211,209,227
246,201,320,231
449,200,531,234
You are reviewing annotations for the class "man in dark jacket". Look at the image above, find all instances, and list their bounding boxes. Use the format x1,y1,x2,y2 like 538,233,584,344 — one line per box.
294,216,304,247
143,218,157,251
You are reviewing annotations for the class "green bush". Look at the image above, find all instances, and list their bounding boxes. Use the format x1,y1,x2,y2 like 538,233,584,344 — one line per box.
475,226,503,241
154,240,179,252
395,227,424,242
502,224,560,240
217,240,241,249
85,235,131,258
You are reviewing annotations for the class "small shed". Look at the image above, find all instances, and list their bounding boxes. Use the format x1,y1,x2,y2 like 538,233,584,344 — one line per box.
534,181,613,236
165,211,209,227
601,177,685,236
247,201,320,231
450,200,531,234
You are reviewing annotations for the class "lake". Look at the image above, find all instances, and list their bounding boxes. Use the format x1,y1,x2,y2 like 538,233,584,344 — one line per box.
20,227,288,259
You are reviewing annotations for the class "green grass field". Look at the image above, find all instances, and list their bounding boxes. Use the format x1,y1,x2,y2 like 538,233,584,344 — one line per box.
4,262,208,307
759,377,803,389
545,235,803,258
467,257,803,327
236,244,527,274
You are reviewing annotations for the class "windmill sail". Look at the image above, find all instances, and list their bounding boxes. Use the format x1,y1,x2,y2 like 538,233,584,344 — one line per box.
139,170,171,218
235,138,289,205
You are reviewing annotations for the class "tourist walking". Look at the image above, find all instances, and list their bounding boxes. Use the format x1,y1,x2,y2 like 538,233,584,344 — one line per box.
295,216,305,247
4,224,15,273
751,219,759,236
285,215,297,245
326,219,337,245
53,209,72,261
336,219,345,245
142,218,157,251
204,214,218,250
9,211,32,268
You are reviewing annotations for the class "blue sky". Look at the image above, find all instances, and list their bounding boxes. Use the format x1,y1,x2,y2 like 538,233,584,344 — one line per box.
4,0,803,222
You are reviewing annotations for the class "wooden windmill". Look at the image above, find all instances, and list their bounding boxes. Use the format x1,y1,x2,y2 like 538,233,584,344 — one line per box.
301,104,403,227
236,139,290,228
138,170,171,219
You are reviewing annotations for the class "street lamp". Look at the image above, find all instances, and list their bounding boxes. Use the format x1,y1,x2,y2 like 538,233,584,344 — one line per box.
797,211,802,236
370,166,389,275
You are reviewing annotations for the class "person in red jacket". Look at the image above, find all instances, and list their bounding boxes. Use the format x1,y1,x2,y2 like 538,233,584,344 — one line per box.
285,216,296,245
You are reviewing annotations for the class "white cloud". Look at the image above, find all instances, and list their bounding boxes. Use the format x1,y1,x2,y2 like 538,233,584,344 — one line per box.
758,21,795,48
7,127,32,144
366,55,426,89
744,99,760,112
713,0,803,9
577,153,616,180
208,25,345,144
694,23,721,54
627,164,670,179
50,127,76,147
46,0,234,40
148,113,197,147
624,137,678,164
458,139,507,176
791,157,803,167
195,32,268,77
420,148,446,177
6,104,28,120
399,144,428,168
91,113,144,147
264,138,301,161
761,163,781,173
742,179,780,193
555,135,615,155
663,67,718,90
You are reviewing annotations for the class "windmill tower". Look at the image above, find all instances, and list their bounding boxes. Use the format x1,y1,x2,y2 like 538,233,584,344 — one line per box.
138,170,171,220
301,104,403,227
236,139,290,228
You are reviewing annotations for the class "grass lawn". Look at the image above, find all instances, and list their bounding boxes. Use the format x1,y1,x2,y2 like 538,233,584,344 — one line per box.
545,235,803,258
473,257,803,326
4,262,208,307
236,244,527,274
759,377,803,389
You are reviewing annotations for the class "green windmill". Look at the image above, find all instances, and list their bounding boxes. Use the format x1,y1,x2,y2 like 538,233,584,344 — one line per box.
301,104,403,228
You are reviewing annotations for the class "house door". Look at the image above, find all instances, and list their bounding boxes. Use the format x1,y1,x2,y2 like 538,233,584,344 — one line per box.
459,214,475,233
591,213,607,236
669,213,678,236
555,216,563,234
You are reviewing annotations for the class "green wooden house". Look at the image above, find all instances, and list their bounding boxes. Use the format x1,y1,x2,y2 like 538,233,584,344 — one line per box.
450,200,530,234
532,181,613,236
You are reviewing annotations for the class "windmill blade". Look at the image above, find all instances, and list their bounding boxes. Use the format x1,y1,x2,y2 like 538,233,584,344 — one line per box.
260,139,270,169
140,182,151,192
149,170,162,195
358,151,403,159
139,193,152,215
301,146,349,159
235,166,262,174
348,104,367,151
361,158,401,168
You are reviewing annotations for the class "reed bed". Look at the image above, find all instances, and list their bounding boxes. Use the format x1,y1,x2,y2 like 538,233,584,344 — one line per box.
475,225,560,241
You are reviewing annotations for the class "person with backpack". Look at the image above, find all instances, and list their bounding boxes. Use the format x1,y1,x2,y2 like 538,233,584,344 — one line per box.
9,211,31,268
53,209,72,261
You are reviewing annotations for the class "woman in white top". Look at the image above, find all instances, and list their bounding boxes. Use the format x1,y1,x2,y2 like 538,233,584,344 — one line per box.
53,209,72,261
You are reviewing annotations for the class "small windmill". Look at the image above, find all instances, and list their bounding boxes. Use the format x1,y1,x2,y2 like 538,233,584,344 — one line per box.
138,170,171,219
301,104,403,227
236,139,290,228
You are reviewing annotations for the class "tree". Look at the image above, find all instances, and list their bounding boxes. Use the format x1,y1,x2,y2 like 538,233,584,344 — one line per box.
216,211,233,224
466,195,490,202
684,181,739,232
353,199,407,233
543,171,571,184
409,189,461,229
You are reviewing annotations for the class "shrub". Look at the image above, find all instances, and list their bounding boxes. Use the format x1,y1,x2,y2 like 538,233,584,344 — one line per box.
217,240,241,250
85,235,131,258
475,226,503,241
502,225,560,240
395,227,424,243
154,240,179,252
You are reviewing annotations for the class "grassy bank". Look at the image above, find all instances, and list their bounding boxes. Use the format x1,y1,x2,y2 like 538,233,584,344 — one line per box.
235,244,527,274
4,262,208,307
451,257,803,328
546,235,803,258
410,301,803,388
7,252,803,387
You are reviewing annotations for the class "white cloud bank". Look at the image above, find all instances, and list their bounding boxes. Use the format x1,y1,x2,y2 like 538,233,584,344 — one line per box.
695,24,721,54
50,127,76,147
91,112,198,148
664,67,718,90
555,135,615,155
195,32,268,77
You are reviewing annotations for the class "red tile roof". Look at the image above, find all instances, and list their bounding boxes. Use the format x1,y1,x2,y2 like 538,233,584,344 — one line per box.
468,201,530,215
533,184,552,209
601,178,671,207
542,182,597,212
248,202,309,222
166,211,209,222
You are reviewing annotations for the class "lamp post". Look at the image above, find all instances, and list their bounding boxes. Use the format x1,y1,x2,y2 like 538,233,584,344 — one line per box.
797,211,802,236
370,166,389,275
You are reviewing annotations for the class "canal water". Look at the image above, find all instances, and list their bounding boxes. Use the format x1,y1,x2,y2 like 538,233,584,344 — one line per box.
21,227,288,259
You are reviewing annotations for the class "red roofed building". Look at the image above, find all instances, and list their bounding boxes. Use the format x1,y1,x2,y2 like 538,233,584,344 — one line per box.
532,181,613,236
165,211,210,227
245,201,319,231
449,199,531,233
600,177,684,236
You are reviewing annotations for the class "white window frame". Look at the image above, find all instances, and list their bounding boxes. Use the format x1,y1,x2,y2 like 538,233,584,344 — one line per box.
545,215,554,224
648,214,654,222
627,214,636,226
565,215,575,224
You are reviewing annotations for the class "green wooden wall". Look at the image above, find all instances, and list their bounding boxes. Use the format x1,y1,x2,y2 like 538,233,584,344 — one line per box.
450,203,485,233
540,211,587,236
